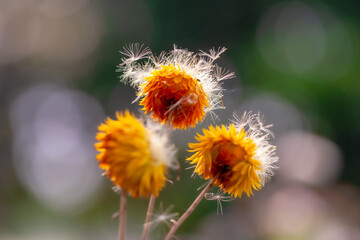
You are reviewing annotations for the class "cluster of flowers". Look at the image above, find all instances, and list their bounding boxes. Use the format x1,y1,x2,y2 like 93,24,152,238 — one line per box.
95,44,278,240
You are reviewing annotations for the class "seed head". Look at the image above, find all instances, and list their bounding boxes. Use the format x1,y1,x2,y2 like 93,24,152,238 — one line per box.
119,44,234,129
187,112,278,198
95,111,177,198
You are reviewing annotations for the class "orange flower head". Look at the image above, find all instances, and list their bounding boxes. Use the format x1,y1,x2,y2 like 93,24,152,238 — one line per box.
140,64,209,129
187,112,278,198
119,44,234,129
95,111,177,198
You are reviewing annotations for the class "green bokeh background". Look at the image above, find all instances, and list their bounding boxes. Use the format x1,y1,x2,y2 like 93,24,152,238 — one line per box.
0,0,359,239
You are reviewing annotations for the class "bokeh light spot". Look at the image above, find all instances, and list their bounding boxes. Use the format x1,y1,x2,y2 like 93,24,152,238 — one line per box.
10,84,105,213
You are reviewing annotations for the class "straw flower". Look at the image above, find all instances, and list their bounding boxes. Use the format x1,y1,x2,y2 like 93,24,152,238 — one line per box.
118,44,234,129
187,112,278,198
95,110,177,198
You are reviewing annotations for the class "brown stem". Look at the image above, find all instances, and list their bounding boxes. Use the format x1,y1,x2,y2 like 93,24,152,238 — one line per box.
118,190,127,240
141,194,156,240
164,180,213,240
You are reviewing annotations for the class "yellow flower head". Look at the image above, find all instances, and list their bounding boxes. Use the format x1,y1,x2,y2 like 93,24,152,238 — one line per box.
119,44,234,129
187,112,278,198
95,111,177,198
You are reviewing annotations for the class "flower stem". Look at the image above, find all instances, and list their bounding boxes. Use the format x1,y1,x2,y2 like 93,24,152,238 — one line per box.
164,180,213,240
118,190,127,240
142,194,156,240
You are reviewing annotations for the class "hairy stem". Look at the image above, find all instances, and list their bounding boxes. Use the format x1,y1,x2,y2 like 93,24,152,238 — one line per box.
141,194,156,240
164,180,213,240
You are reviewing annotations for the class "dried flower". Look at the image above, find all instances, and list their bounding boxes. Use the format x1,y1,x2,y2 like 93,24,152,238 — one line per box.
119,44,234,129
95,111,177,198
187,112,278,198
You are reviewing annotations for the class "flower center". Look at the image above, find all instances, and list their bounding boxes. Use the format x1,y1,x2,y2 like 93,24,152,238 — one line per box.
211,141,247,186
140,64,209,129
